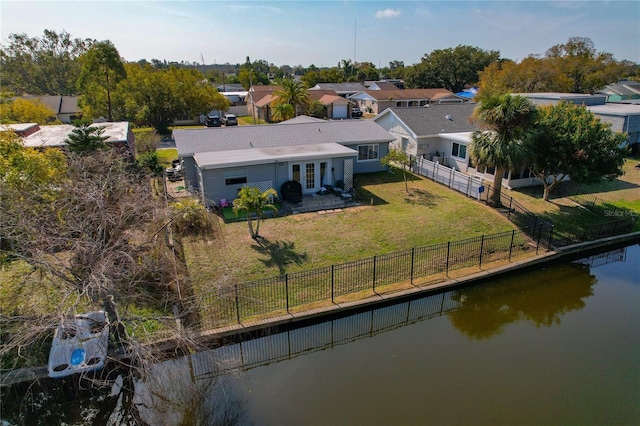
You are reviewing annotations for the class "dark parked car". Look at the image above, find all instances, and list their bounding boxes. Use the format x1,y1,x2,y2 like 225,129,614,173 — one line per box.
222,113,238,126
205,115,221,127
351,107,363,118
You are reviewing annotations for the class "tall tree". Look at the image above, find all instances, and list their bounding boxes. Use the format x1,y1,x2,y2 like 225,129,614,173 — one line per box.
272,78,311,116
406,45,500,92
478,37,639,96
113,63,228,133
78,40,127,121
0,29,92,95
469,94,537,206
529,101,627,201
0,97,58,124
232,187,278,239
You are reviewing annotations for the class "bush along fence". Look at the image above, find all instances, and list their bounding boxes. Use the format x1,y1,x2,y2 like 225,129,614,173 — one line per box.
188,228,548,331
411,156,636,248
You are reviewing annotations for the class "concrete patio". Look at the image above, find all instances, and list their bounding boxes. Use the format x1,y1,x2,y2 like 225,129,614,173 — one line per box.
283,192,358,214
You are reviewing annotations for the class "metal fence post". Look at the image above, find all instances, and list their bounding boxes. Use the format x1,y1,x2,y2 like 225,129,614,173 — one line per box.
372,255,377,292
285,274,289,314
446,241,451,276
509,229,515,261
410,247,415,285
479,235,485,267
547,226,554,252
536,226,542,255
234,284,241,324
331,264,335,304
508,197,513,220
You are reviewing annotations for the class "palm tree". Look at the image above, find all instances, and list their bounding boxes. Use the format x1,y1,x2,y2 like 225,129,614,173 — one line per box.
272,78,311,117
469,94,537,206
232,187,278,239
271,103,295,123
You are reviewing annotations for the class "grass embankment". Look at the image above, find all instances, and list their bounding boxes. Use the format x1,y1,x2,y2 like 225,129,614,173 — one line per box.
506,157,640,234
182,171,517,295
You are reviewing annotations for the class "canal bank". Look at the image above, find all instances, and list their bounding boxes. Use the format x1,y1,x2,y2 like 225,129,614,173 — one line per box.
199,231,640,342
2,232,639,387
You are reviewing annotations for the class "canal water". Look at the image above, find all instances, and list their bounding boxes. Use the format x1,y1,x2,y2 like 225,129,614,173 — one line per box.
2,243,639,425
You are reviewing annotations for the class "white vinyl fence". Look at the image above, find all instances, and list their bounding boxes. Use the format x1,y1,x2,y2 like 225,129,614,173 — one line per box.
414,157,486,200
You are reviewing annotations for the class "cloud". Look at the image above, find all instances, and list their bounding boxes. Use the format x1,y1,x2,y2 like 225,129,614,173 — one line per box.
375,8,401,19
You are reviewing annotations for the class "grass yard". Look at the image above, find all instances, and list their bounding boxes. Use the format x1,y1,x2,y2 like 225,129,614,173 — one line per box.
182,170,517,294
505,157,640,233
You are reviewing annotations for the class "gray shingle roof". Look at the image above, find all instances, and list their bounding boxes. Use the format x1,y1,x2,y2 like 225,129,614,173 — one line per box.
173,120,394,156
389,104,479,136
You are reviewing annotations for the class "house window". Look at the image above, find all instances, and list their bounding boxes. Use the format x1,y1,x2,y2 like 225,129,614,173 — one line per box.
419,100,428,107
401,137,409,152
408,101,416,107
396,101,402,108
358,144,379,161
224,169,247,185
451,143,467,159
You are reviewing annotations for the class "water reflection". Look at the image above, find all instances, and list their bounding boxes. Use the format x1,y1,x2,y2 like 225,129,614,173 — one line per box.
449,262,597,339
2,245,634,425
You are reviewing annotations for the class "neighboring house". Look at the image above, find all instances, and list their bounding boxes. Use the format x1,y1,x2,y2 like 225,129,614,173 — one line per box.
518,92,640,145
374,104,541,189
216,83,245,93
373,104,479,161
349,89,467,115
13,95,81,123
247,85,280,121
436,132,543,189
4,121,136,156
596,80,640,101
172,119,393,206
516,92,607,107
307,90,352,119
586,103,640,146
367,80,405,90
308,82,366,98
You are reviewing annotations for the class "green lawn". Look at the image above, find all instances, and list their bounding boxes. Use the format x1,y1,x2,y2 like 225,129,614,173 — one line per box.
182,170,517,294
505,157,640,234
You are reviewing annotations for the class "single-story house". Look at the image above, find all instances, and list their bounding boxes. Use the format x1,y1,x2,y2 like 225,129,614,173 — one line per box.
374,104,543,189
3,122,135,156
516,92,607,107
349,89,467,115
172,119,393,207
596,80,640,102
307,90,353,119
12,95,81,123
435,132,543,189
586,103,640,146
373,103,479,160
246,85,280,120
308,82,367,98
517,92,640,145
366,80,406,90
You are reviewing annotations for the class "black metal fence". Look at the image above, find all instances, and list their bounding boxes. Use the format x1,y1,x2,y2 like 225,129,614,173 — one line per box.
188,228,544,331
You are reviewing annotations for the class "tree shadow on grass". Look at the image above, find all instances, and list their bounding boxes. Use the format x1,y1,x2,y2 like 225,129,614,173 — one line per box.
404,188,443,208
251,237,309,275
